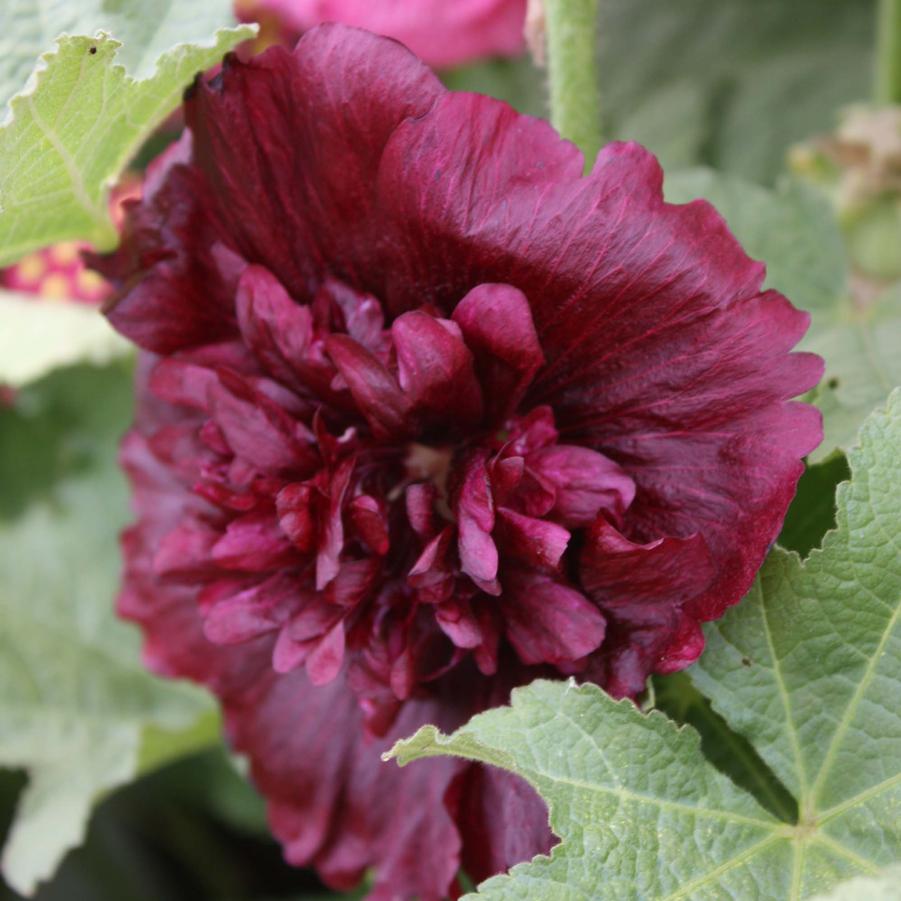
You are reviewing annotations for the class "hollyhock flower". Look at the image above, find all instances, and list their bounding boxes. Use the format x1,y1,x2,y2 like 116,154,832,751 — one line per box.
92,25,822,899
238,0,526,67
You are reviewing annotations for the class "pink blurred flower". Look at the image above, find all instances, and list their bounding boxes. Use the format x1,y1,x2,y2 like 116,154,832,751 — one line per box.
240,0,527,67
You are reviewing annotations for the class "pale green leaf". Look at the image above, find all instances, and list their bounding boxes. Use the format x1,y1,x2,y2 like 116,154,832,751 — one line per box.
0,291,129,386
0,364,217,895
804,283,901,462
0,20,254,266
666,169,901,461
387,391,901,899
691,388,901,888
0,0,246,109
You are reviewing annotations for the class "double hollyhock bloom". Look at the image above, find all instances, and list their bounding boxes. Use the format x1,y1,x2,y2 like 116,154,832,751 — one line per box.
242,0,526,67
93,25,822,899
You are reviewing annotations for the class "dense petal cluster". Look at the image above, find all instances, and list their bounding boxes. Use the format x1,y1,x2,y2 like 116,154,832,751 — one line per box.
94,25,822,899
243,0,526,67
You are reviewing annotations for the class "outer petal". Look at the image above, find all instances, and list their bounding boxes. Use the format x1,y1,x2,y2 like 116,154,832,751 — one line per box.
98,26,443,353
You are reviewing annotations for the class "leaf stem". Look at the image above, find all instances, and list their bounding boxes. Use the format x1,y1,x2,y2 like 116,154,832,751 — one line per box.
875,0,901,103
543,0,603,169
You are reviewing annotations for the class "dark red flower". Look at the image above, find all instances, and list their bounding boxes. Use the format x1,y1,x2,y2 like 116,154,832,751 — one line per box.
93,24,823,899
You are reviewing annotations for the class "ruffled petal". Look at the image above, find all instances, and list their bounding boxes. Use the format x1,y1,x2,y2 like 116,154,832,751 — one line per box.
581,517,715,696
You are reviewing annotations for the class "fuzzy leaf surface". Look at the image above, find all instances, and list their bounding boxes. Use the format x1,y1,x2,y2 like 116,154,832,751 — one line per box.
0,18,253,265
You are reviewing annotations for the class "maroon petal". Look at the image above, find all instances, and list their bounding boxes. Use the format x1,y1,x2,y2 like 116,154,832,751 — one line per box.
457,766,554,887
501,570,606,666
581,517,715,696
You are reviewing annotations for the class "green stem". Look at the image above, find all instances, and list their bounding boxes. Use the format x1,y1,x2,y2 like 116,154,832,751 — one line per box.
543,0,603,169
875,0,901,103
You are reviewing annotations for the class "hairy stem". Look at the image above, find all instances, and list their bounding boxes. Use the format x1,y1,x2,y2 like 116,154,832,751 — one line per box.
543,0,603,169
875,0,901,103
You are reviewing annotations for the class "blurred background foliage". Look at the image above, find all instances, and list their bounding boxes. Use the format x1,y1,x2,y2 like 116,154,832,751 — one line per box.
0,0,890,898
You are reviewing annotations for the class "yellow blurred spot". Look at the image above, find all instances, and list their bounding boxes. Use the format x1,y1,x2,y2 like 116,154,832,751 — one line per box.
75,269,106,296
40,274,71,299
51,242,80,265
16,254,46,283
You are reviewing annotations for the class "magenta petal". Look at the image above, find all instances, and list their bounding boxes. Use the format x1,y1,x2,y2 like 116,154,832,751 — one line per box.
316,457,355,590
495,507,569,570
305,619,347,685
212,512,295,572
235,265,314,387
435,598,482,649
153,520,219,579
149,359,217,412
326,335,409,438
452,283,543,419
202,572,298,644
455,454,499,588
501,570,606,666
209,374,316,474
349,494,390,555
391,310,483,427
528,444,636,527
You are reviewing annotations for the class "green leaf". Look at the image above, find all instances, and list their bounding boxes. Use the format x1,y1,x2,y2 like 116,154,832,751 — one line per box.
0,363,216,895
777,455,850,558
805,283,901,462
386,391,901,899
691,388,901,887
666,168,901,461
0,0,244,109
0,291,130,386
0,13,254,266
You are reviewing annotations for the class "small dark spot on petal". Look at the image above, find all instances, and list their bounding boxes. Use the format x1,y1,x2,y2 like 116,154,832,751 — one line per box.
741,656,752,667
827,377,839,389
89,46,97,55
